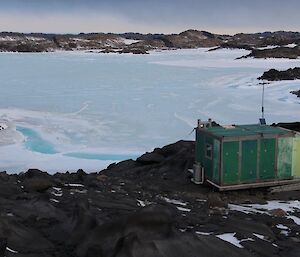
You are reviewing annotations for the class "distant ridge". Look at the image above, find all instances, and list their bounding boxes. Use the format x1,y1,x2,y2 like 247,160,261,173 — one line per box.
0,29,299,54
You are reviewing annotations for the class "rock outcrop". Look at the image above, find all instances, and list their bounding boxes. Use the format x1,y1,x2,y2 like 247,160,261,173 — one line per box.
291,90,300,97
160,30,222,48
239,46,300,59
259,67,300,81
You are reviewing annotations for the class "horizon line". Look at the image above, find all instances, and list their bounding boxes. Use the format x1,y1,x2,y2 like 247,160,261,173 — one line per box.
1,28,300,36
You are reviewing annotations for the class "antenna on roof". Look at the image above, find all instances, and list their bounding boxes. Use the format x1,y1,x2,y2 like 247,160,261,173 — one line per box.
259,83,266,125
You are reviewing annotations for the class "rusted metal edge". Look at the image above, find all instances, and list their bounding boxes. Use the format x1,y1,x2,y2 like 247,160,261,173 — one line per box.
206,178,300,191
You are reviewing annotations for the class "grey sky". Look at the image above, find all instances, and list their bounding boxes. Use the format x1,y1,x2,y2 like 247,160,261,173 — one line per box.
0,0,299,34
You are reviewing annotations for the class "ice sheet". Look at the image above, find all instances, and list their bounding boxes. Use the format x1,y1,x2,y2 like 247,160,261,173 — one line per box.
0,49,299,172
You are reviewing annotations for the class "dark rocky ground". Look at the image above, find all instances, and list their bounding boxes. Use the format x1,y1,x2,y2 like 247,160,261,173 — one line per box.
0,123,300,257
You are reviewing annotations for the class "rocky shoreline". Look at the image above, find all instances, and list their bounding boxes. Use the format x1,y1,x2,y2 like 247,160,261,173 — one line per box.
291,90,300,98
259,68,300,81
238,47,300,59
0,30,222,54
0,122,300,257
1,30,299,57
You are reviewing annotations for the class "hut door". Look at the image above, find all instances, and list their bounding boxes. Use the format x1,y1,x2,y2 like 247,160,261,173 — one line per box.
241,140,257,182
259,138,276,180
223,141,239,184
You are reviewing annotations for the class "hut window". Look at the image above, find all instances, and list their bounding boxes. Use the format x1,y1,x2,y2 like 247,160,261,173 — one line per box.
205,143,213,159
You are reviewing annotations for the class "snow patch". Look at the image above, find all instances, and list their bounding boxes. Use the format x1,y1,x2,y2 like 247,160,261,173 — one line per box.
216,233,244,248
6,247,18,254
240,238,255,242
287,215,300,225
247,200,300,213
228,204,266,215
253,233,268,241
195,231,213,236
276,224,289,230
176,206,191,212
280,230,289,236
25,36,45,41
123,39,140,45
137,199,146,207
285,43,298,48
162,197,188,206
229,200,300,226
65,183,84,187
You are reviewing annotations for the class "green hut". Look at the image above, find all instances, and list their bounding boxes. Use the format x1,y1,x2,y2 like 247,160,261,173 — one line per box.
193,120,300,190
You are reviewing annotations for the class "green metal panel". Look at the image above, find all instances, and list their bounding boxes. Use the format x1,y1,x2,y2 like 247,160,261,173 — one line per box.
206,124,291,138
196,130,205,164
204,136,214,180
237,125,290,135
241,140,257,182
259,138,276,180
213,139,220,183
277,137,293,179
196,130,215,180
292,137,300,178
222,141,239,184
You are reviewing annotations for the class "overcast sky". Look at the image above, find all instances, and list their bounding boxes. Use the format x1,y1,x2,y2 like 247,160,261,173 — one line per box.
0,0,299,34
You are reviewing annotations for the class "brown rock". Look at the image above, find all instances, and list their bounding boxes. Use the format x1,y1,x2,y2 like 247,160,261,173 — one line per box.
270,208,287,217
207,193,228,209
97,174,108,182
23,178,53,193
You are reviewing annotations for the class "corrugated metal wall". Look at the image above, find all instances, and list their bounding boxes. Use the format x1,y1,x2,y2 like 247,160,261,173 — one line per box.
197,130,297,187
195,130,204,164
259,138,276,180
292,137,300,178
213,139,220,183
204,136,214,179
195,131,215,181
277,137,293,179
241,140,257,182
222,141,239,184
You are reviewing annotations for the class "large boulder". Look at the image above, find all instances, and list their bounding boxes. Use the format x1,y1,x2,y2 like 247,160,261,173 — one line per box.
23,178,53,193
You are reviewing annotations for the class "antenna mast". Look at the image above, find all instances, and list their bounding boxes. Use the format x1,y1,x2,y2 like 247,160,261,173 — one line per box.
261,83,265,119
259,83,266,125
